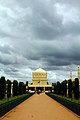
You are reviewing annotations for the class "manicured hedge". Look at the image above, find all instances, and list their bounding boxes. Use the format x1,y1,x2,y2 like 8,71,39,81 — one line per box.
46,93,80,116
0,93,33,117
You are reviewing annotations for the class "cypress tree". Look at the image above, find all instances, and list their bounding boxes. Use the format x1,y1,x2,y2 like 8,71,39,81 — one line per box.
61,80,67,96
57,81,61,95
54,84,57,94
0,76,6,100
68,79,72,98
23,84,26,94
64,80,67,97
7,80,11,98
74,78,79,100
13,80,18,97
61,81,64,96
26,81,28,91
26,81,28,86
19,82,24,95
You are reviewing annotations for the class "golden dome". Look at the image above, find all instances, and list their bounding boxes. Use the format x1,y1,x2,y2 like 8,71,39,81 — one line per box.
34,68,46,73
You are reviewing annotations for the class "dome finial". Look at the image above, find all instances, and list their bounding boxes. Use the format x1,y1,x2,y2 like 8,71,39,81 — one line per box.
35,67,46,73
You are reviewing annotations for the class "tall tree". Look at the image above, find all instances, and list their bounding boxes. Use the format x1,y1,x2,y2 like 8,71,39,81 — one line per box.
74,78,79,100
19,82,24,95
13,80,18,97
61,81,64,96
0,76,6,100
63,80,67,97
68,79,72,98
26,81,28,86
54,83,57,94
7,80,11,98
23,84,26,94
60,80,67,96
57,81,61,95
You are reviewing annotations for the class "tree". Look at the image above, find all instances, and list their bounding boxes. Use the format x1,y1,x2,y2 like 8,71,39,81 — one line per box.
63,80,67,97
54,84,57,94
61,81,63,96
13,80,18,97
0,76,6,100
7,80,11,98
60,80,67,96
23,84,26,94
19,82,24,95
26,81,28,86
57,81,61,95
74,78,79,100
68,79,72,98
26,81,28,91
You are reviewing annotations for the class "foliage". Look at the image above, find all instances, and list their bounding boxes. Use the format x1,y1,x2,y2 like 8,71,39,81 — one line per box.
74,78,79,100
7,80,11,98
0,76,6,100
0,94,33,117
19,82,24,95
26,81,28,86
13,80,18,97
56,81,61,95
54,83,57,94
46,93,80,116
23,84,26,94
61,80,67,96
68,79,72,98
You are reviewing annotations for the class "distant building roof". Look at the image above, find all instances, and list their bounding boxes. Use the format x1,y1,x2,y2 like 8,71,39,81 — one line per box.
34,67,46,73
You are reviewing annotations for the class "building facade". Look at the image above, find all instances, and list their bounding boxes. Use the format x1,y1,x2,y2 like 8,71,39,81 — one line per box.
28,67,52,92
32,68,47,86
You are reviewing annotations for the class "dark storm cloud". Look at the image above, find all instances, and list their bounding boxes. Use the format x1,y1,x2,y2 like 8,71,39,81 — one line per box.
30,0,62,40
0,44,14,54
0,0,80,82
3,67,18,76
56,0,80,7
27,0,80,40
22,39,80,69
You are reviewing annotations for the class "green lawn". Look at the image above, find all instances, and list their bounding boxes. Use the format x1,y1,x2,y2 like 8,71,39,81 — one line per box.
0,94,28,105
50,93,80,104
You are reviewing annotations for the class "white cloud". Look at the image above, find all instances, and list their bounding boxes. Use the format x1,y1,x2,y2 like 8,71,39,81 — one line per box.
0,0,80,83
55,3,80,24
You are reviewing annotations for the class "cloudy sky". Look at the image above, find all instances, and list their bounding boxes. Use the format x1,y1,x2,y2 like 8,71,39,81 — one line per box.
0,0,80,83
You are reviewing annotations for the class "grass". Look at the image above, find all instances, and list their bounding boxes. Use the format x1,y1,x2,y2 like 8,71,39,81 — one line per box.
0,94,28,105
50,93,80,104
46,92,80,116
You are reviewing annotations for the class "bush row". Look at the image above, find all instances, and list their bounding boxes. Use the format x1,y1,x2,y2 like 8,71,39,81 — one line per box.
0,93,33,117
0,76,29,100
46,93,80,116
52,78,79,100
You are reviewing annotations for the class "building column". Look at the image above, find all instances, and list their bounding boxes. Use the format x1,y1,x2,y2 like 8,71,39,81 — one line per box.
70,70,72,80
78,66,80,81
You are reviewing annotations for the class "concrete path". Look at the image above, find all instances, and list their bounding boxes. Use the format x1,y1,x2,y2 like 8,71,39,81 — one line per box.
0,93,80,120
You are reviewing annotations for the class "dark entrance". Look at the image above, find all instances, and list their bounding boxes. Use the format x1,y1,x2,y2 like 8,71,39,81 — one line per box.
36,87,44,92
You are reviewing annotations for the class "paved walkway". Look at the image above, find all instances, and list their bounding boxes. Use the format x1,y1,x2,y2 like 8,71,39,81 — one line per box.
0,93,80,120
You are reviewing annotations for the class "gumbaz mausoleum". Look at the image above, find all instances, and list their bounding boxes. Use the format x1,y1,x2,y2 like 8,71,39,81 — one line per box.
28,67,52,92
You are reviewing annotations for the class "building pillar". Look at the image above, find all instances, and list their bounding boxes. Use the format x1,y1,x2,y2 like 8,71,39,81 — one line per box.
70,70,72,80
78,66,80,92
78,66,80,81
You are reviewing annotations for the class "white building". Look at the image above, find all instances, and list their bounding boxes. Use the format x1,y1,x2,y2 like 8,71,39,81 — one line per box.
28,67,52,92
